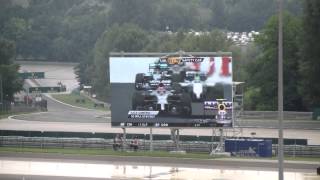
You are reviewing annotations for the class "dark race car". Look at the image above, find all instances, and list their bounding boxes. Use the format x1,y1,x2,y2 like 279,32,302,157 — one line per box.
132,83,191,117
135,63,172,90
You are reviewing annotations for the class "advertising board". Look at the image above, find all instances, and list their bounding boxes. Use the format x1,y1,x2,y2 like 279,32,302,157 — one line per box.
19,72,45,79
110,52,233,128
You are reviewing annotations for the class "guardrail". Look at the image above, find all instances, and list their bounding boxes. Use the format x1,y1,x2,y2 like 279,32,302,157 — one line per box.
0,136,318,157
273,145,320,157
1,101,39,114
0,136,213,153
240,111,313,120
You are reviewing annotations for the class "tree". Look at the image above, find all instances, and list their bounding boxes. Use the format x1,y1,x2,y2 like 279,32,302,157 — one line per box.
245,13,302,111
1,17,29,42
90,24,149,101
299,0,320,109
0,38,23,101
108,0,157,30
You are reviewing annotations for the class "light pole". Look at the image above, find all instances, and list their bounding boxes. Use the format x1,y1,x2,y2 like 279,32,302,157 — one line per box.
278,0,284,179
0,74,3,112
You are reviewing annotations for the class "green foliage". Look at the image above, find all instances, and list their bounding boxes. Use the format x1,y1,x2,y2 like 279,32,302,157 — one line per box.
144,30,231,52
108,0,157,30
2,0,313,109
299,0,320,109
0,38,23,101
245,13,302,111
1,17,29,41
90,24,234,100
51,92,106,111
0,0,303,62
91,24,149,100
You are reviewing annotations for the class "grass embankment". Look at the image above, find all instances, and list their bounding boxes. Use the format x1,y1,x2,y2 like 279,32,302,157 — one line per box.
0,111,37,120
0,112,15,119
51,93,106,111
0,147,216,159
0,147,319,162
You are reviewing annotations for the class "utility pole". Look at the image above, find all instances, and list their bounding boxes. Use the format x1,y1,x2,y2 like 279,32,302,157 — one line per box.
0,74,3,112
278,0,284,179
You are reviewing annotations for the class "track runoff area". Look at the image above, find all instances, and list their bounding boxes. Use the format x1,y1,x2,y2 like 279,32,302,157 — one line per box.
110,52,235,128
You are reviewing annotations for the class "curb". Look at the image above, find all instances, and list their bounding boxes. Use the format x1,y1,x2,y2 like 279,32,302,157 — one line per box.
8,111,49,121
45,94,105,112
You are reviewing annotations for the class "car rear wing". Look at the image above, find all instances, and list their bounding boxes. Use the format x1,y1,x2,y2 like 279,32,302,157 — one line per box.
203,101,232,110
149,63,168,70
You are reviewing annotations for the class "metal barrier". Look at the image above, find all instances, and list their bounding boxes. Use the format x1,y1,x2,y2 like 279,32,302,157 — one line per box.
0,136,213,153
241,111,313,120
0,101,39,114
0,136,318,157
273,144,320,157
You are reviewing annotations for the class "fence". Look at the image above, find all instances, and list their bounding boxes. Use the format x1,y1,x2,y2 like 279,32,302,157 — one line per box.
0,136,213,153
0,101,39,115
241,111,313,120
0,136,318,157
0,100,12,113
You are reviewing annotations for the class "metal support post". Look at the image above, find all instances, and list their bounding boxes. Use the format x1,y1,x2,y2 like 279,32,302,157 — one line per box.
278,0,284,179
176,129,180,151
211,128,216,153
122,128,126,151
150,128,153,151
210,128,224,155
219,128,224,152
0,74,3,112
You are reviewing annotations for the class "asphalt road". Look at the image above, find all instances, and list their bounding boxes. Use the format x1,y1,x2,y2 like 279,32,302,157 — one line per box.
13,61,320,129
19,61,79,92
0,153,319,180
0,153,318,180
0,175,102,180
12,94,107,123
0,152,317,171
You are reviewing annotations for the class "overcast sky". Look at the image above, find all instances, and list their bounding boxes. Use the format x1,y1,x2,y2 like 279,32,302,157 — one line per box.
110,56,232,85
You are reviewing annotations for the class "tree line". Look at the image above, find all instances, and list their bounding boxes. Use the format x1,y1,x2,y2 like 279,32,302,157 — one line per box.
245,0,320,111
1,0,319,112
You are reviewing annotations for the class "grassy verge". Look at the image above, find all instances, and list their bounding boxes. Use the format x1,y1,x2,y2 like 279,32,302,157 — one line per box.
0,112,15,119
51,93,106,111
0,111,37,120
0,147,319,162
231,156,320,162
0,147,217,159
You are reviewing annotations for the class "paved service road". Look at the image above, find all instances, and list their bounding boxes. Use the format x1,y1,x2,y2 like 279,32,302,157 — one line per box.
19,61,79,92
15,61,107,123
0,154,318,180
12,95,108,123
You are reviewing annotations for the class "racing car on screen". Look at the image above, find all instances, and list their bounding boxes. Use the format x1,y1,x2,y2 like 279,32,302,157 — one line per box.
132,83,192,117
134,61,174,90
179,71,214,101
203,99,232,126
159,56,205,82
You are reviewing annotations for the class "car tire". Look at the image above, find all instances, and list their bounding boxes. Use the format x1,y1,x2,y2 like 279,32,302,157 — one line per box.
132,92,145,110
135,73,145,90
180,93,192,116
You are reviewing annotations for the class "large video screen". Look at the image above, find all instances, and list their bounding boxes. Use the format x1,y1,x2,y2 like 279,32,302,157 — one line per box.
110,53,233,128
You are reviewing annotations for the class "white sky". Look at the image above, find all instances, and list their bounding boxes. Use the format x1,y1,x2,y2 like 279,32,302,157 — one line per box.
110,56,232,85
